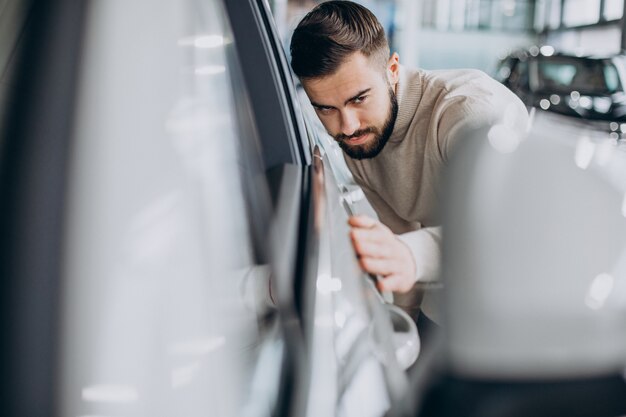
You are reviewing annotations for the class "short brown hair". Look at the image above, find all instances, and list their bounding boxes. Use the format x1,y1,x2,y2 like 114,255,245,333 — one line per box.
290,1,389,79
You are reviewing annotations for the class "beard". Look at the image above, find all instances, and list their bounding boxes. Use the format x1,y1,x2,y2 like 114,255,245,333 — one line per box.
335,86,398,160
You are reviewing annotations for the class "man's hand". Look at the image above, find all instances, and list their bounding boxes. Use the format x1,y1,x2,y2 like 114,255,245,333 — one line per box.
348,215,416,293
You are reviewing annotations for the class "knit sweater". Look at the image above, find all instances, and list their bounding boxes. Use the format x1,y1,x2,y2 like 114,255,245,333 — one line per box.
344,65,529,322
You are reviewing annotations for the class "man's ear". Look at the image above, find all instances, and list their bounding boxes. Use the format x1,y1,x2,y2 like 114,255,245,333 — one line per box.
386,52,400,87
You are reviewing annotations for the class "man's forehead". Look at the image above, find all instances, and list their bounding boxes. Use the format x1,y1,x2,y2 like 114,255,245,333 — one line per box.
300,51,385,103
304,76,372,103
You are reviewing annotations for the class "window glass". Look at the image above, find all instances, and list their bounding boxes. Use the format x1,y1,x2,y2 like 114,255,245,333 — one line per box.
423,0,532,31
478,0,491,29
563,0,601,26
421,0,437,28
510,59,529,89
534,0,547,31
450,0,466,30
604,63,621,91
465,0,481,28
539,62,577,86
535,57,619,94
493,0,531,30
435,0,451,30
604,0,624,20
547,0,562,29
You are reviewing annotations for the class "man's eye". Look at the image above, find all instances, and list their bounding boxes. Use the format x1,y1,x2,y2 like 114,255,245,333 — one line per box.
353,95,367,104
317,106,334,114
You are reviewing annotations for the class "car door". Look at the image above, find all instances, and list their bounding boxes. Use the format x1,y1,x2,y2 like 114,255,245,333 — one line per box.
224,1,420,416
1,0,299,416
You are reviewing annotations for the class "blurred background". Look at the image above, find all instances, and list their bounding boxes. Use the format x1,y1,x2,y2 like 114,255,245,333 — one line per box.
266,0,625,73
2,0,626,109
2,1,626,416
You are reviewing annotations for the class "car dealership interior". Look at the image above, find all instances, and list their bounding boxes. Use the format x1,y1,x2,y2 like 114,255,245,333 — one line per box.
1,0,626,416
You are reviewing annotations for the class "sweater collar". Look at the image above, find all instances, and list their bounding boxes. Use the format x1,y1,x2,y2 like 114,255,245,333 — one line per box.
388,65,422,143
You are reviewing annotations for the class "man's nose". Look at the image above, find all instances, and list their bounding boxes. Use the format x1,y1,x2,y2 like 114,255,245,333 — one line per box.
339,110,360,136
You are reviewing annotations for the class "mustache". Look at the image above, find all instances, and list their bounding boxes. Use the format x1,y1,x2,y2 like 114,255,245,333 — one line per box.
335,127,377,142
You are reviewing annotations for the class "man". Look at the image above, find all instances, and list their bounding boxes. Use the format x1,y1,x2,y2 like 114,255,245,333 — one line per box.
290,1,528,323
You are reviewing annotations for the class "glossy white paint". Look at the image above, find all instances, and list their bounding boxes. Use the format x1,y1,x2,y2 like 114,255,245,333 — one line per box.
444,112,626,379
60,0,268,415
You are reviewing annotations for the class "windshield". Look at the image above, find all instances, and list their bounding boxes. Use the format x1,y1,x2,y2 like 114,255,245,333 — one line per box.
533,56,622,95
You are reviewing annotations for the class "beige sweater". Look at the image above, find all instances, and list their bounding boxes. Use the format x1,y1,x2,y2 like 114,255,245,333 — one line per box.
345,66,529,321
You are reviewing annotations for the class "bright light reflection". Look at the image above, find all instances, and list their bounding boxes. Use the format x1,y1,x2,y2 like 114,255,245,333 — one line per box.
502,0,516,16
585,273,615,310
539,99,550,110
194,65,226,76
594,98,612,114
579,96,593,109
571,91,581,100
178,34,224,48
171,361,201,388
610,122,619,132
317,274,342,294
594,141,612,166
574,135,595,169
540,45,555,56
314,315,335,327
487,124,520,153
335,311,347,328
550,94,561,105
168,336,226,355
81,385,138,403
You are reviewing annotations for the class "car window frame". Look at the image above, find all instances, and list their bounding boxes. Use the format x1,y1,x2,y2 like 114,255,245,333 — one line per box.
222,0,311,171
0,0,88,414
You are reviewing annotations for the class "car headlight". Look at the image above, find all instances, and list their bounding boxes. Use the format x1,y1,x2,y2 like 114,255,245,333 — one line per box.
578,96,593,110
593,97,612,114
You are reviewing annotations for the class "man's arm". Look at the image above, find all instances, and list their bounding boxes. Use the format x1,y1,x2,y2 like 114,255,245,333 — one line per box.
349,215,441,293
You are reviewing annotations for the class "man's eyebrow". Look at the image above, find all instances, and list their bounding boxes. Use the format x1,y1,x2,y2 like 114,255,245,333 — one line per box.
344,88,371,106
310,88,372,109
310,100,332,109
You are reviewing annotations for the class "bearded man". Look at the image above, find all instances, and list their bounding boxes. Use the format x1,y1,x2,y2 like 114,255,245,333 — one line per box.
290,1,528,325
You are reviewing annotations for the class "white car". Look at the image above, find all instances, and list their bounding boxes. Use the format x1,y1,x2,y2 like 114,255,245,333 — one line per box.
0,0,418,416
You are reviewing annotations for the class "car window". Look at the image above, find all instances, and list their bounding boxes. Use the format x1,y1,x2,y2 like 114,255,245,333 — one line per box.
538,61,577,86
509,59,529,89
222,0,311,170
536,57,620,94
604,62,621,92
494,58,514,83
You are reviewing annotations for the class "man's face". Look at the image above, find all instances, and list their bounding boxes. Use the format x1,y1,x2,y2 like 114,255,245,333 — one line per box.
302,52,400,160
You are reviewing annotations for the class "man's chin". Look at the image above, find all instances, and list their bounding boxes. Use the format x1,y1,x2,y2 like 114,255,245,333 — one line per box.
339,142,384,160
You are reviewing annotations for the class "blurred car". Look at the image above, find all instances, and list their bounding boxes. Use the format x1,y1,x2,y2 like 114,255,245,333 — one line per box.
411,111,626,417
494,46,626,136
0,0,418,416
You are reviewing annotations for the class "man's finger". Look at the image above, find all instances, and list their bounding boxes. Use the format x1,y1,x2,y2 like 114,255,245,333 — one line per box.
348,215,378,229
377,273,415,293
350,227,388,246
352,238,391,259
359,256,395,276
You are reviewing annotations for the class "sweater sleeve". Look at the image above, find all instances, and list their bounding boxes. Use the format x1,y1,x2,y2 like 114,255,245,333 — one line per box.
397,226,442,283
437,72,529,162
